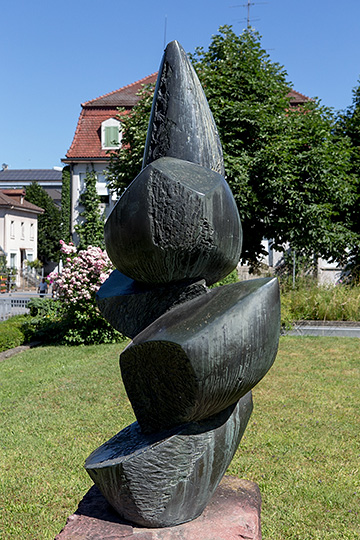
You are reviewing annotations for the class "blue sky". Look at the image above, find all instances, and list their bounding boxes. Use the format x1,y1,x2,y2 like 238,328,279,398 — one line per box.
1,0,360,170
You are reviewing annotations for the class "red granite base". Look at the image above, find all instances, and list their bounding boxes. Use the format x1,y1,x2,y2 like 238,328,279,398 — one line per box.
55,476,262,540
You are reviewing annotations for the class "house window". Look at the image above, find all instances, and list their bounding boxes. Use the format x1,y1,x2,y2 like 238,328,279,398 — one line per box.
10,253,16,268
30,223,34,240
10,220,15,238
21,222,25,240
105,126,119,147
101,118,122,149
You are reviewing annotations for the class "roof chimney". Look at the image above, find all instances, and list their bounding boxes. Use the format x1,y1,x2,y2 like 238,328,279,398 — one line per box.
2,163,8,171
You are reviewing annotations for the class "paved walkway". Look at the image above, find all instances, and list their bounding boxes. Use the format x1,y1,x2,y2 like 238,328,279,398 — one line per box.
285,320,360,338
0,341,42,362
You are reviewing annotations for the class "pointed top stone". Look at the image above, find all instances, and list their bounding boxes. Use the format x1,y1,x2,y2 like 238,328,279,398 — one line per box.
142,40,225,175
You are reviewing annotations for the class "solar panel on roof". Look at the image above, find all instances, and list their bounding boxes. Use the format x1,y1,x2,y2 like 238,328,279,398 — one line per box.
0,170,62,181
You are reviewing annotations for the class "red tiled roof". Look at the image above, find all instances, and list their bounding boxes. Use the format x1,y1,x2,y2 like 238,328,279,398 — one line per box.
64,74,158,161
83,73,158,108
0,190,44,214
1,189,26,200
64,71,310,161
287,89,311,106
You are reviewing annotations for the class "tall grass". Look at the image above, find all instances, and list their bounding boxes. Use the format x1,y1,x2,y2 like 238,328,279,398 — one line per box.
280,278,360,325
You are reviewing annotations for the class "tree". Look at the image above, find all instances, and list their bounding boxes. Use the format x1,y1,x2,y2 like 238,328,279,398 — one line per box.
107,27,357,269
190,27,357,267
25,182,62,264
337,81,360,156
61,166,71,243
335,81,360,279
75,169,105,249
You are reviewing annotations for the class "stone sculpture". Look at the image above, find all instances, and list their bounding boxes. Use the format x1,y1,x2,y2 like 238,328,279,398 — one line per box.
86,40,280,528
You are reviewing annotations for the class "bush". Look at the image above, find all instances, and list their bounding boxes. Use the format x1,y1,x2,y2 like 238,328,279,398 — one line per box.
46,242,126,345
20,298,63,344
210,268,239,288
27,297,60,318
0,316,28,352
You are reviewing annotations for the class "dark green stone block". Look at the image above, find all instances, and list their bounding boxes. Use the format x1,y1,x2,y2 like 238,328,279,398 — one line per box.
105,157,242,286
85,392,253,528
96,269,207,339
143,40,224,175
120,278,280,433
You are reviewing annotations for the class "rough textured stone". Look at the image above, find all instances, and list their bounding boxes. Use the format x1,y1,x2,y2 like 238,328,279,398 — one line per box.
85,393,252,528
81,38,280,532
105,157,242,286
120,278,280,433
55,476,262,540
96,270,208,339
143,40,225,176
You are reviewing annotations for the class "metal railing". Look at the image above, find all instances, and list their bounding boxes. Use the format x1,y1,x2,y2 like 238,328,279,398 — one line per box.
20,268,42,290
0,297,32,321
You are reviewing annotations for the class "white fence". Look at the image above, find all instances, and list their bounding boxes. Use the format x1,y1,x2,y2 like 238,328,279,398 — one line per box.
0,297,33,320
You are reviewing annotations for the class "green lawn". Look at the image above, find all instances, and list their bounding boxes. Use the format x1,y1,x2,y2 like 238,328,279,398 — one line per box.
0,337,359,539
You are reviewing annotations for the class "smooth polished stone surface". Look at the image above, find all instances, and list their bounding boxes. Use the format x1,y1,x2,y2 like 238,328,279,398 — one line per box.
85,394,252,528
55,476,262,540
121,278,280,433
105,157,242,286
96,270,208,339
143,40,225,175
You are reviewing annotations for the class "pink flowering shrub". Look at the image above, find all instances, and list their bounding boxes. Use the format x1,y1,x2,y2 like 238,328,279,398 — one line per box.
48,241,112,306
41,241,126,345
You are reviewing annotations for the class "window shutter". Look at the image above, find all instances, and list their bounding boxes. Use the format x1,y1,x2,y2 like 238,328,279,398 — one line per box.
105,126,119,147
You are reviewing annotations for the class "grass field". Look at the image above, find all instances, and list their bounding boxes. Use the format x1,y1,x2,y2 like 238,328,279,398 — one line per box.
0,337,359,539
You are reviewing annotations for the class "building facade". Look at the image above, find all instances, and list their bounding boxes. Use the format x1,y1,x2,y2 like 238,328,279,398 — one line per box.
64,78,340,281
0,190,43,285
62,73,157,239
0,167,63,206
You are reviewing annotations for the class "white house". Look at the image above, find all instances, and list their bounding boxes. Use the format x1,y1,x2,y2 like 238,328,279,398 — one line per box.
237,238,343,285
62,73,158,240
0,189,43,287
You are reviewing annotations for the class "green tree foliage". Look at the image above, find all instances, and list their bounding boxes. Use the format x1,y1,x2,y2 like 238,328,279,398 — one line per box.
106,83,155,196
61,166,71,242
337,81,360,156
190,26,356,267
25,182,62,263
106,27,357,268
336,81,360,278
75,169,105,249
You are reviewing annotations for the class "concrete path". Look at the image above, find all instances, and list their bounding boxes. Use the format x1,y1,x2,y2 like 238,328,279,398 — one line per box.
285,321,360,337
0,341,42,362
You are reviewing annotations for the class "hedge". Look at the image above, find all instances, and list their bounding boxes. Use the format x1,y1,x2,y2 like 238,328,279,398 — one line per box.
0,316,28,352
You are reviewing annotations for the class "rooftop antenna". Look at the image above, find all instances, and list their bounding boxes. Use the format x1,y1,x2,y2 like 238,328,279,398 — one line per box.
230,0,268,29
163,15,168,49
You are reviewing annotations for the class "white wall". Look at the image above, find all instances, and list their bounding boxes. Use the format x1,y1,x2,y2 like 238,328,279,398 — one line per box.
0,208,38,285
237,239,343,285
70,162,118,242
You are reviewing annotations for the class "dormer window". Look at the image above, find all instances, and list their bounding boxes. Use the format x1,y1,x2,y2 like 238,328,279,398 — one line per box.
101,118,122,149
